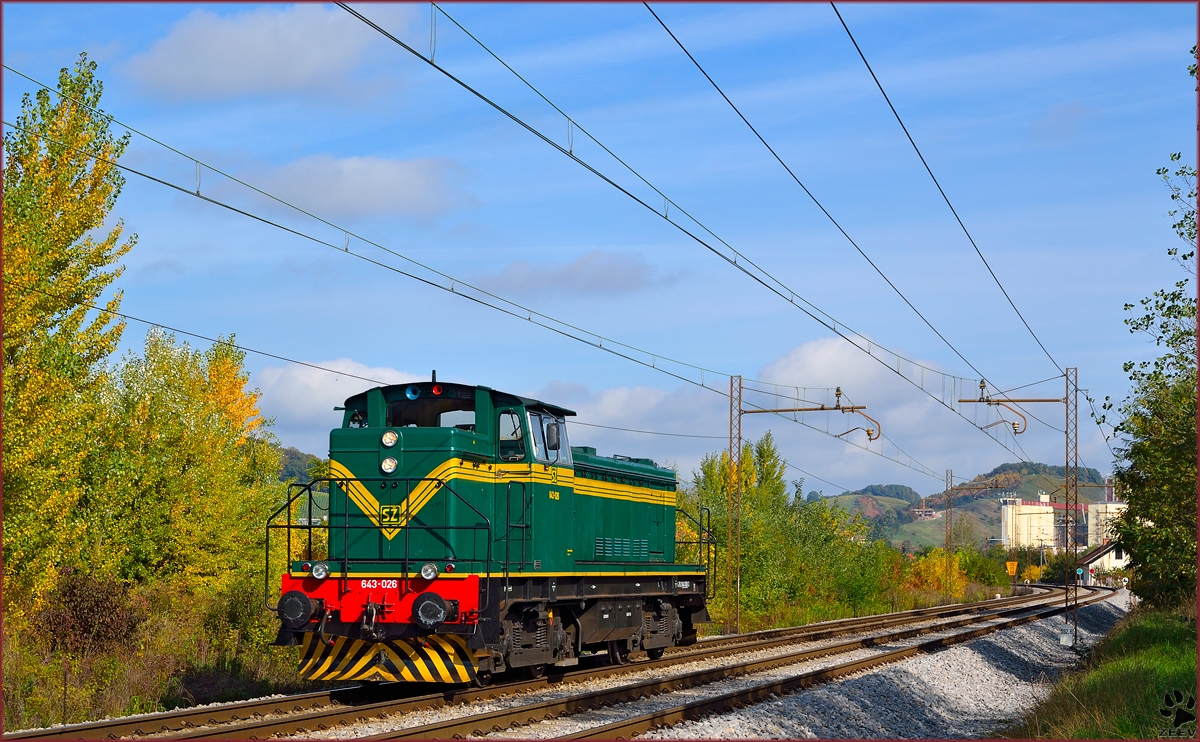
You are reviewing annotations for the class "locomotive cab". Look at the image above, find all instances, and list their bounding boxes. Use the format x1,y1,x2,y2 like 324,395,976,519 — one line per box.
267,379,712,684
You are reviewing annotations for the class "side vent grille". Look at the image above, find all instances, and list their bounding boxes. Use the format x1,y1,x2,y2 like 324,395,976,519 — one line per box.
595,538,650,561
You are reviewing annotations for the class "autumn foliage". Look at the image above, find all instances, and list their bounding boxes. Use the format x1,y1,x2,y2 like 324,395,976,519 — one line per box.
3,55,293,728
3,55,136,608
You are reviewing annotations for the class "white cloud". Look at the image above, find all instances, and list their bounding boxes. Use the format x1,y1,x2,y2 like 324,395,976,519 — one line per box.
127,4,410,100
255,358,420,454
476,251,677,296
241,153,472,220
754,337,1092,489
252,340,1104,493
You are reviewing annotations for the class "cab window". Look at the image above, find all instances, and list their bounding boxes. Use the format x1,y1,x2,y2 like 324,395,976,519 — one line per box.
387,398,476,430
498,410,525,462
529,410,572,466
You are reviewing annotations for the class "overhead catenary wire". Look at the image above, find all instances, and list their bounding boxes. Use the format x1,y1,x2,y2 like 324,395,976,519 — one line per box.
642,2,1047,458
644,2,986,382
993,374,1066,397
337,3,1031,459
1083,392,1117,461
570,421,725,440
1,116,945,481
4,280,394,387
14,268,873,487
829,2,1063,376
571,422,852,492
783,462,850,494
6,51,1025,463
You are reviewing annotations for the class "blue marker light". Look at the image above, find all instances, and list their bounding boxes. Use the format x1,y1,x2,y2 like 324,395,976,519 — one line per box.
406,385,421,400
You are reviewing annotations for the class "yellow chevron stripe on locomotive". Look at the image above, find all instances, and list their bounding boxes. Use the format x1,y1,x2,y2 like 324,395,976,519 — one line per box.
298,633,478,683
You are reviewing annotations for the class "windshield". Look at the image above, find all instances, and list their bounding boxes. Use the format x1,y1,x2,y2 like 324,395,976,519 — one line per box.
528,410,572,465
386,398,476,430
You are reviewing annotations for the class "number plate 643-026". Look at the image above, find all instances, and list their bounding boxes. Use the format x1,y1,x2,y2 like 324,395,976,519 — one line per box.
360,579,399,590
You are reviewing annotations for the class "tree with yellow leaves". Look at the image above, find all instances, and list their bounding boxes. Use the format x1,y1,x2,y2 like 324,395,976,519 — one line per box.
79,330,281,593
3,54,136,608
904,548,968,599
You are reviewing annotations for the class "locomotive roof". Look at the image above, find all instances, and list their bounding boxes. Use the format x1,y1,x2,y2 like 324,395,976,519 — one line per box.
344,382,576,418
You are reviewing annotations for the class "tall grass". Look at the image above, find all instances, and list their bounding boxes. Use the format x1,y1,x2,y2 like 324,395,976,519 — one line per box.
1004,601,1197,739
2,579,325,731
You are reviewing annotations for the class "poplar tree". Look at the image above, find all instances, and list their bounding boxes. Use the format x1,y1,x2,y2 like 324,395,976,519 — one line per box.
2,54,136,607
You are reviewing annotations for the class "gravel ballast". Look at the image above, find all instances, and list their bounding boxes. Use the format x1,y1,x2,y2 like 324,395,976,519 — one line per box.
647,590,1132,739
289,594,1066,739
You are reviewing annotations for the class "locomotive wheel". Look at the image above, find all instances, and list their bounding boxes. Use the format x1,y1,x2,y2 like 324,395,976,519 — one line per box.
646,646,666,660
524,663,547,679
607,640,630,665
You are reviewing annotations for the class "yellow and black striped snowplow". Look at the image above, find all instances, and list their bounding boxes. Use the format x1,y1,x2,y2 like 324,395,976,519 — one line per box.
298,633,478,683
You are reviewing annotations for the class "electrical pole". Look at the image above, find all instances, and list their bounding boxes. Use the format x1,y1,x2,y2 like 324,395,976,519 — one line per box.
730,384,875,634
944,469,953,602
727,375,741,634
958,369,1080,643
1065,368,1079,644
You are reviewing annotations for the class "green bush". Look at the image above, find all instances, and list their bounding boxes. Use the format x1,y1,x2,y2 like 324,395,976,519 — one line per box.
959,549,1008,587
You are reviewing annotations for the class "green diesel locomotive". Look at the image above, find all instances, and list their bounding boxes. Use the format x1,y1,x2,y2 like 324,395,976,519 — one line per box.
267,378,713,685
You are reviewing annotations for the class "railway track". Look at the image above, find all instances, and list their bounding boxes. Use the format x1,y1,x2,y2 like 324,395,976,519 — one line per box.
566,585,1117,740
340,586,1110,740
8,586,1066,740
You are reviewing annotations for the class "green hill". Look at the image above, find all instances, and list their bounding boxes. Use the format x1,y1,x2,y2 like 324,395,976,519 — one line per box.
1005,473,1108,503
827,494,912,518
848,461,1108,551
891,508,994,551
837,483,922,504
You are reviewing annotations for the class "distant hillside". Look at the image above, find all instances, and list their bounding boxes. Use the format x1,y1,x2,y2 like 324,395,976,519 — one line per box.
969,462,1104,491
837,483,922,504
278,446,320,483
827,494,912,519
978,461,1104,484
846,461,1107,548
892,509,992,552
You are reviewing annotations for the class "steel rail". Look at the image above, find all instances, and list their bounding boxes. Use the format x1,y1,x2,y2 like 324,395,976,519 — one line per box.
568,586,1117,740
6,587,1058,740
350,588,1083,740
166,588,1068,740
0,687,367,740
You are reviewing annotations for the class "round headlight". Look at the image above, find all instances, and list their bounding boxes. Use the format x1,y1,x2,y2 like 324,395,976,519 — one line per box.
381,430,398,448
310,561,329,580
405,385,421,400
419,562,438,581
381,457,398,474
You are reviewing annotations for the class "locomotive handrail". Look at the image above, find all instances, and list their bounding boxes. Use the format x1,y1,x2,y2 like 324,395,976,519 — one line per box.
675,505,717,600
501,480,531,612
264,476,493,618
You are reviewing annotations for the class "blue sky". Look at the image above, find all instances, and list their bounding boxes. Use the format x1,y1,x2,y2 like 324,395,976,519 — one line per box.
4,3,1195,495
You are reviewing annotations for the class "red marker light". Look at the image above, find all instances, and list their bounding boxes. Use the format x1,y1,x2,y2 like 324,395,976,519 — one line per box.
302,562,311,571
445,563,455,573
432,384,443,395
